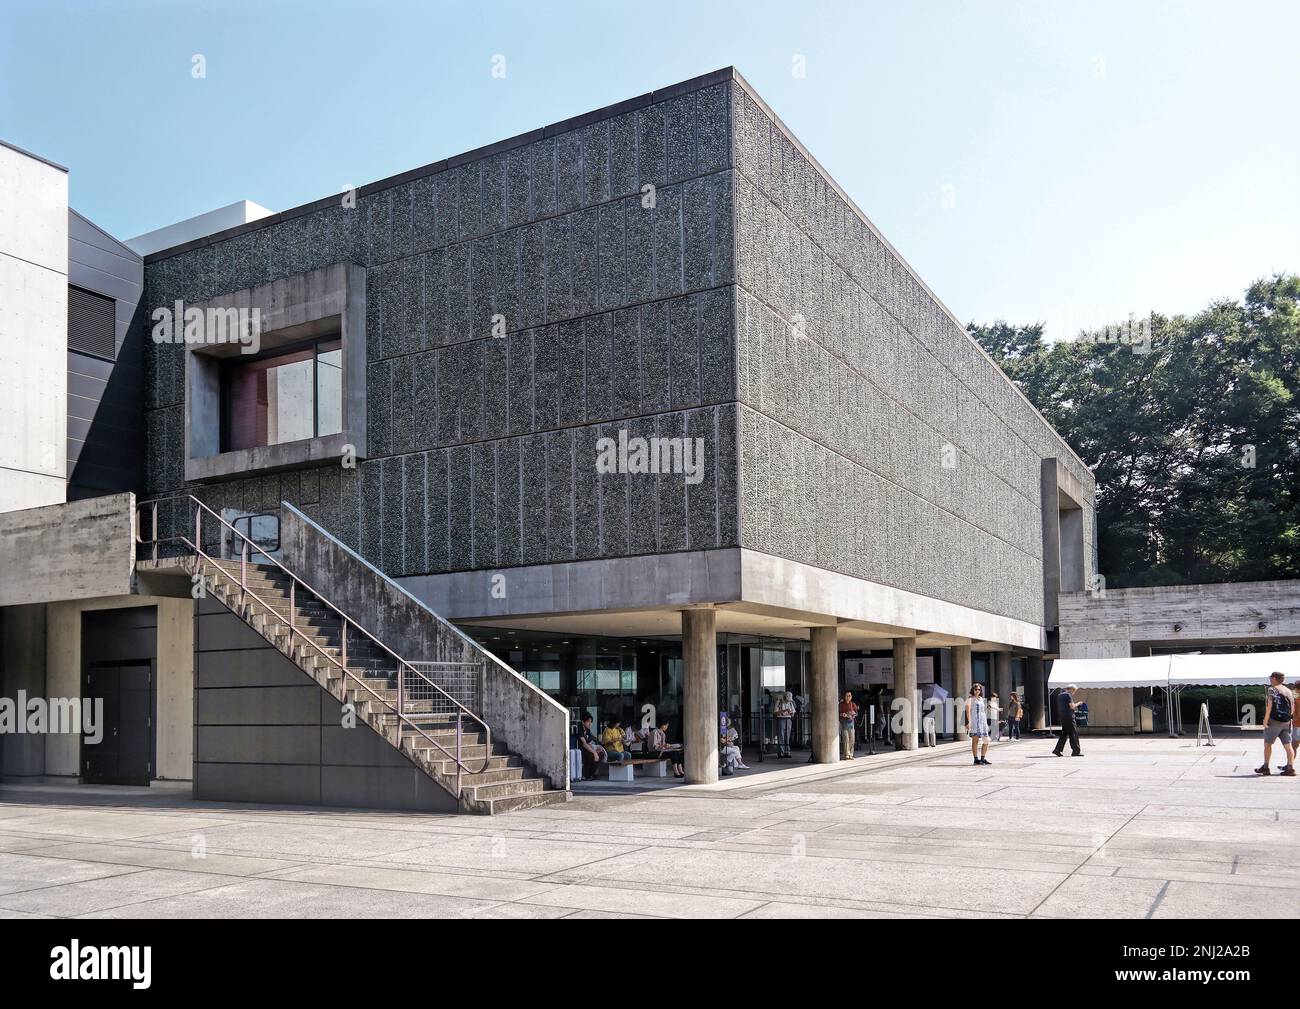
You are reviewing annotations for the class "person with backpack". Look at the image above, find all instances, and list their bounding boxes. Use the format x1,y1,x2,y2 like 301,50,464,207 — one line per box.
1256,671,1296,776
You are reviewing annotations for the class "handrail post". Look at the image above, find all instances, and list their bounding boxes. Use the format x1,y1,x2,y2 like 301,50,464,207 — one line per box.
194,502,202,553
395,663,403,751
151,504,158,563
289,581,295,631
456,711,463,800
240,539,247,611
341,620,348,668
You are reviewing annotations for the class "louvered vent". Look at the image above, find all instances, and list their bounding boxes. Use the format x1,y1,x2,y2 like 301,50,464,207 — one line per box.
68,285,116,360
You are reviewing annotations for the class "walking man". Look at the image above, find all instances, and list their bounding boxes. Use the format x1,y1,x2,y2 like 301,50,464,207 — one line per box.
1052,683,1082,757
1256,672,1296,776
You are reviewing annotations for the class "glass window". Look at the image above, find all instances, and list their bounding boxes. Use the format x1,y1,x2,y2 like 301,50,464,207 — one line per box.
223,338,342,451
760,649,786,690
316,340,343,437
524,669,561,692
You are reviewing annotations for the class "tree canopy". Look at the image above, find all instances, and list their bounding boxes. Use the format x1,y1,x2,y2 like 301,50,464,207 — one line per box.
970,275,1300,588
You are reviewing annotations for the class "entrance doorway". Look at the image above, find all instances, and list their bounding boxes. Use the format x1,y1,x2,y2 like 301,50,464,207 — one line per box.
80,606,158,786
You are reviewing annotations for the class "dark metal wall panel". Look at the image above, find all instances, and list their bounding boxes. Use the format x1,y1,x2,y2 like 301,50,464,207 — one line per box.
192,593,457,812
81,605,157,662
67,210,145,500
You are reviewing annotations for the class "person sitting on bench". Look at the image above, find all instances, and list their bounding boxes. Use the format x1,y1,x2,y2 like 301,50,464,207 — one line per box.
572,713,607,781
721,723,749,772
647,718,686,779
601,717,634,764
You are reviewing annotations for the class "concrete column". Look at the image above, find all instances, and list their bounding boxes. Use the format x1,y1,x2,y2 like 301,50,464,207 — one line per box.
892,638,918,750
995,652,1013,710
682,607,718,784
809,626,839,763
1025,655,1046,731
952,645,972,741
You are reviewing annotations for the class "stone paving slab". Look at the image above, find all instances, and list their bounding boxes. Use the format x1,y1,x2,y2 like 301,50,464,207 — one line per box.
0,737,1297,918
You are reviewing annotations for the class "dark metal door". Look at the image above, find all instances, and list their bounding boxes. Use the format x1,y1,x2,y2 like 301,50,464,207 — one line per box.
83,663,151,785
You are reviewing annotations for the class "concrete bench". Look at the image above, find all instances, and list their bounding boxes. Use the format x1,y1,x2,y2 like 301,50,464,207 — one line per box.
604,758,669,782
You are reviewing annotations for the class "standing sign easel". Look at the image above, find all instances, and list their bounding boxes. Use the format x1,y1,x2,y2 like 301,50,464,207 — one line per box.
1196,702,1215,747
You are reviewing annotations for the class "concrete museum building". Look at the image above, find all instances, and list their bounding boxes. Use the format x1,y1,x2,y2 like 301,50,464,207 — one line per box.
0,68,1099,813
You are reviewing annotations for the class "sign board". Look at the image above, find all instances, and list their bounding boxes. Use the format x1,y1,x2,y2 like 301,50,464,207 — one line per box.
845,656,935,688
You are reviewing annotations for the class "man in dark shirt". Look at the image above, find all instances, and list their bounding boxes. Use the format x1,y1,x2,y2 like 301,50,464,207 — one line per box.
1052,684,1082,757
571,713,607,781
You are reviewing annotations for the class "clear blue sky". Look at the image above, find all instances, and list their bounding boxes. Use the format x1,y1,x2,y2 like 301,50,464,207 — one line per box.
3,0,1297,339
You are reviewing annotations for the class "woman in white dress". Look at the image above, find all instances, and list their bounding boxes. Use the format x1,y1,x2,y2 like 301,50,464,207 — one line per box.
966,684,991,767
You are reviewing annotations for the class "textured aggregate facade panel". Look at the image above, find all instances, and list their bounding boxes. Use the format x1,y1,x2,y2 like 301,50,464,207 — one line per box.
142,70,1092,630
143,80,741,578
730,80,1095,626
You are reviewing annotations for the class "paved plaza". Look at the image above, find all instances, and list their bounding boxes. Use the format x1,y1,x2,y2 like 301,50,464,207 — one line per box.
0,736,1294,919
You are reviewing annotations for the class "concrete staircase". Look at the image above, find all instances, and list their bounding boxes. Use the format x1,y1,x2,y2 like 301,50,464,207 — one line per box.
197,556,569,815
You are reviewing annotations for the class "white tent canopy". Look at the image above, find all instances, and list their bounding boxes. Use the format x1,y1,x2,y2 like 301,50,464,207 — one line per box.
1049,650,1300,689
1048,654,1171,689
1168,651,1300,687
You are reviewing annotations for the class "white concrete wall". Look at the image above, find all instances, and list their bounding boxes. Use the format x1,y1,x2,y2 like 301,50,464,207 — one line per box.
125,199,273,257
44,595,194,780
1059,579,1300,658
0,142,68,512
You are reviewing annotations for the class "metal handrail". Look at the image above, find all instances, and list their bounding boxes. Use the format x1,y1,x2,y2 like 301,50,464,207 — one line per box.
135,493,493,795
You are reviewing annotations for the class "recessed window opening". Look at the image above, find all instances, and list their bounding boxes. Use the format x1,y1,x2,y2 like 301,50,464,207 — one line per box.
221,337,342,451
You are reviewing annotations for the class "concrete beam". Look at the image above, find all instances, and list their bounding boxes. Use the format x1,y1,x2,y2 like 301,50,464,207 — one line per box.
404,547,1048,652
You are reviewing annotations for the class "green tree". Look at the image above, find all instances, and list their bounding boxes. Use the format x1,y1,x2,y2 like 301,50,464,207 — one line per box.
970,274,1300,587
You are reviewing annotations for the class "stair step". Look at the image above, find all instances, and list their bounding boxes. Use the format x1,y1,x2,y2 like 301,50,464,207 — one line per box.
437,766,531,786
408,742,496,762
476,790,571,815
403,731,488,748
464,778,545,801
430,754,522,774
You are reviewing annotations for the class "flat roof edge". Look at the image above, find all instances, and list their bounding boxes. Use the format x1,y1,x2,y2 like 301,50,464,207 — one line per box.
0,137,69,173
